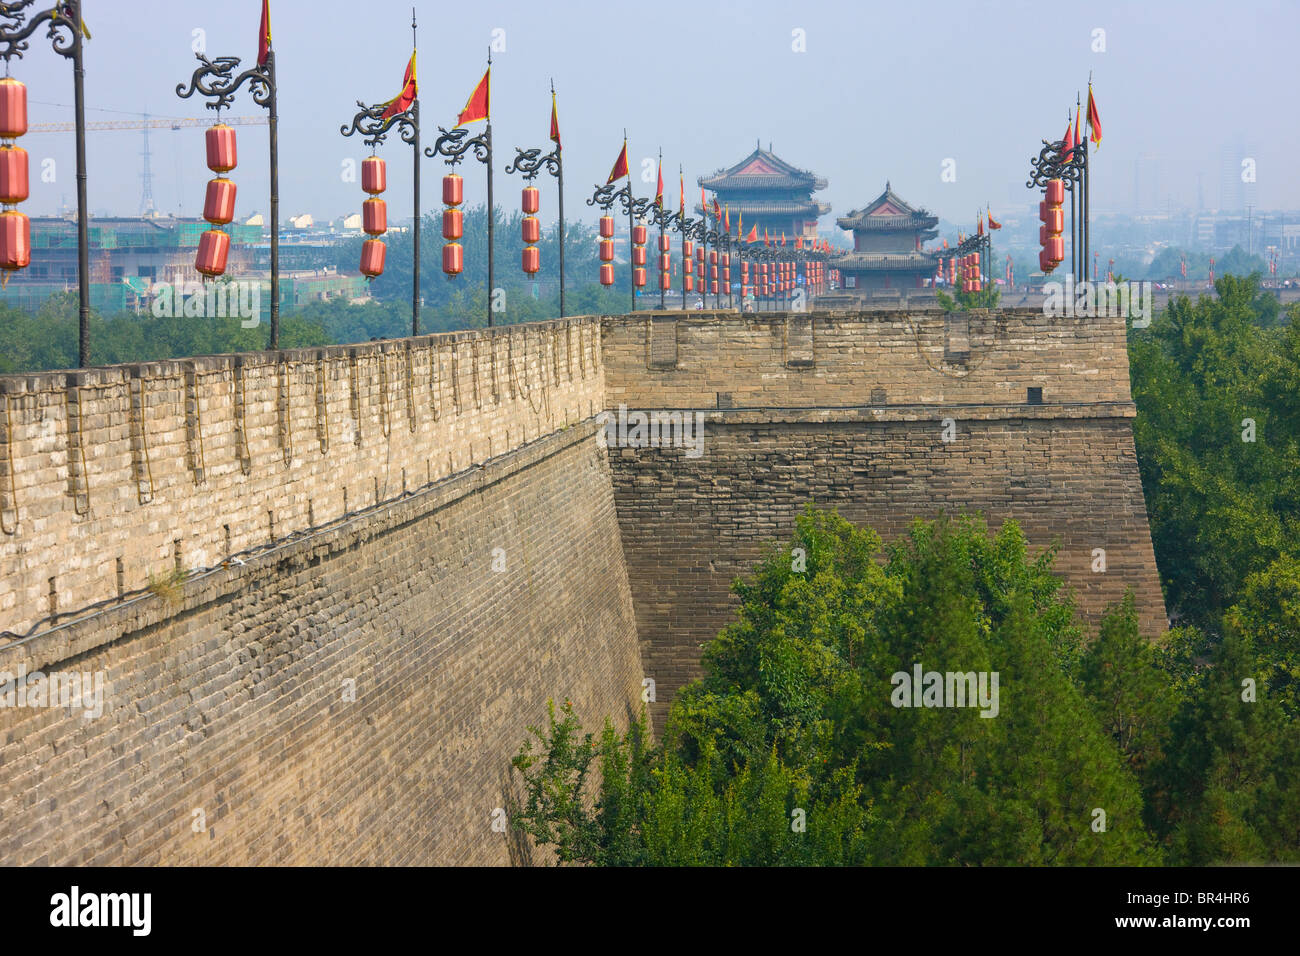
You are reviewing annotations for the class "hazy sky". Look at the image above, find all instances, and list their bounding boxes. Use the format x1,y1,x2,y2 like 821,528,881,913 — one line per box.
14,0,1297,228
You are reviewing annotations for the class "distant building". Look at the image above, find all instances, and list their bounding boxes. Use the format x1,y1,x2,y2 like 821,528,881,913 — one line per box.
830,183,939,291
698,143,829,243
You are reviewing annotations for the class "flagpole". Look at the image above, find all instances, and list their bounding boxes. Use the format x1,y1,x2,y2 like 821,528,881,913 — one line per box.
485,60,494,328
411,10,420,336
555,82,565,319
657,148,665,310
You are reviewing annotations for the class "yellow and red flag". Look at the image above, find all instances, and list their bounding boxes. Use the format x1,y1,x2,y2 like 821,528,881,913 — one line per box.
457,67,490,127
655,159,663,208
679,169,685,212
606,139,629,184
549,88,561,152
795,236,803,250
988,209,1002,230
1061,113,1075,163
1086,83,1102,148
745,224,757,243
737,211,743,239
724,205,730,235
780,231,786,246
763,227,770,246
257,0,271,66
1073,108,1082,154
713,198,721,221
380,51,418,121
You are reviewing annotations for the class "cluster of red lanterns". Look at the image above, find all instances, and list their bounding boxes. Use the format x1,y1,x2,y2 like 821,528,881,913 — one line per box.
358,156,388,279
1038,178,1065,274
959,252,982,293
807,260,823,294
520,185,541,276
0,77,31,282
598,214,615,285
631,221,646,289
195,123,238,278
657,232,671,290
682,238,694,292
442,172,464,275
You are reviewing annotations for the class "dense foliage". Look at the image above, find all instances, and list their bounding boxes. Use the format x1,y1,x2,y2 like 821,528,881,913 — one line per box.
511,506,1300,865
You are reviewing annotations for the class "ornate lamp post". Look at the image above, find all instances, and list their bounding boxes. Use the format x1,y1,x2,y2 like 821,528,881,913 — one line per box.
0,1,89,365
588,176,650,313
504,95,564,316
177,43,280,347
340,13,421,335
427,52,492,327
1027,122,1086,280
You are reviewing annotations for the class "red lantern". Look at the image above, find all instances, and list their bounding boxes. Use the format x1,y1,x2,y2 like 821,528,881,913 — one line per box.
658,235,670,252
442,173,463,206
202,177,237,225
660,272,671,290
205,124,237,174
634,267,646,287
709,250,718,265
710,265,718,279
632,224,647,245
695,246,704,262
0,210,30,272
633,247,646,266
522,246,540,275
1046,236,1065,263
362,156,386,195
684,275,694,292
443,242,464,275
362,197,387,236
722,268,730,282
0,146,29,204
599,239,614,262
721,253,729,267
1045,179,1065,205
710,281,718,294
521,215,540,244
1039,250,1056,273
1043,207,1064,234
599,215,615,238
599,263,615,285
521,186,539,214
683,240,693,258
660,253,671,271
443,208,463,240
0,78,27,139
195,229,230,278
360,238,386,278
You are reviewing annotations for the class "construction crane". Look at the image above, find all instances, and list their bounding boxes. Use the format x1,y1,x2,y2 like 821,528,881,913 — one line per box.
26,116,269,216
26,116,269,132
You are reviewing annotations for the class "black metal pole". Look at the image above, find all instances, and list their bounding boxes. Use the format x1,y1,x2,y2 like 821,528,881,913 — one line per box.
626,184,635,312
266,51,280,349
411,98,420,335
557,150,565,318
72,11,88,366
485,119,494,327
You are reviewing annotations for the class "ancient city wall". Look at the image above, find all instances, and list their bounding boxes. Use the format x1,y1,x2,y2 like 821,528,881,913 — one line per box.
0,413,645,865
0,318,603,641
601,310,1165,725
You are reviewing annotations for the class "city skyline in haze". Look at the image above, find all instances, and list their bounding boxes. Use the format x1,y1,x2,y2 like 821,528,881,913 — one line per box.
11,0,1296,229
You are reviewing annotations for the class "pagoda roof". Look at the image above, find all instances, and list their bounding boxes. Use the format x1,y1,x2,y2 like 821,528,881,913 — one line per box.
837,183,939,231
699,144,828,192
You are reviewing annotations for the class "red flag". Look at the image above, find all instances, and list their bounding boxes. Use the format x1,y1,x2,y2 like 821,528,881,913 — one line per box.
795,236,803,250
549,88,561,152
780,231,786,246
1061,113,1075,163
988,210,1001,230
655,159,663,208
700,187,707,216
713,198,721,221
942,238,948,249
764,228,770,246
607,140,629,184
1087,83,1102,148
724,205,730,235
745,225,758,243
457,67,490,127
679,170,685,212
380,51,418,121
258,0,271,67
977,214,984,236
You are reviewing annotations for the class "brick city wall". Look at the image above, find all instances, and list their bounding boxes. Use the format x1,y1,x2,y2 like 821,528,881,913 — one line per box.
0,318,603,640
0,419,646,865
600,311,1165,727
